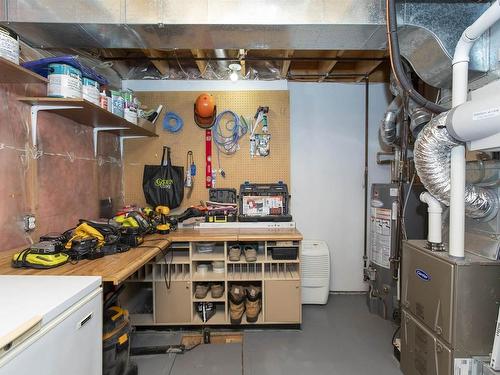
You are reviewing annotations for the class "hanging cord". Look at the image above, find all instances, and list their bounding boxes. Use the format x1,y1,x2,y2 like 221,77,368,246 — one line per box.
163,112,184,133
212,110,248,155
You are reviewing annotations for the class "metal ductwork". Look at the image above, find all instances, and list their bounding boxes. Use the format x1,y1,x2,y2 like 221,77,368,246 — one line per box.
414,112,498,221
379,95,402,147
407,100,432,137
0,0,496,88
214,49,229,71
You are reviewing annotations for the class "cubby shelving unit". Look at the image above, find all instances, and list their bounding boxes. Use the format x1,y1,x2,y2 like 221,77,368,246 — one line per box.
122,236,302,326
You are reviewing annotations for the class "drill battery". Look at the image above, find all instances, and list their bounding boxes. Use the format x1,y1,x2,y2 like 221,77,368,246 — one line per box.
119,227,144,247
30,240,64,254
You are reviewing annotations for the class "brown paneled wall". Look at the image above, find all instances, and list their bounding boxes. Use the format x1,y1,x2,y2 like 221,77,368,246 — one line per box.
123,90,290,212
0,84,123,252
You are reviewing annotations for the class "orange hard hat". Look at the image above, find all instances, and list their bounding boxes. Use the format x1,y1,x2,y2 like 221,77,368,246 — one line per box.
194,93,216,128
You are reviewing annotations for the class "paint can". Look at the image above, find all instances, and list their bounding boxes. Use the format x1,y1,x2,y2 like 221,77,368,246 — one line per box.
0,26,20,64
47,63,82,98
110,90,125,117
82,77,100,105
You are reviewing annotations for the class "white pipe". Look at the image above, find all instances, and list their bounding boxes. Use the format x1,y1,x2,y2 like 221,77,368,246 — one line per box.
449,0,500,258
449,145,466,257
420,192,443,244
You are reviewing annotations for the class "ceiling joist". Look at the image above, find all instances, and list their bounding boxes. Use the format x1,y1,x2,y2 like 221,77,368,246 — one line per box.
142,49,170,76
280,50,294,78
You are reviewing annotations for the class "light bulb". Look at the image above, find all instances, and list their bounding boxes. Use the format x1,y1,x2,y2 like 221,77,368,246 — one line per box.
230,70,239,81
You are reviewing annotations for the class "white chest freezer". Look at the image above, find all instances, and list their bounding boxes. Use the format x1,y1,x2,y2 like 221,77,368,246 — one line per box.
0,275,103,375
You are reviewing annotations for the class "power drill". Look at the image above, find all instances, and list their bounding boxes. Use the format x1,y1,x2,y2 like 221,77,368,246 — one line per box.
155,206,171,234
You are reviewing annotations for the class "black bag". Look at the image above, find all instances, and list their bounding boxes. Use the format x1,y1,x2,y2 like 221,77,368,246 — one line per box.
143,146,184,209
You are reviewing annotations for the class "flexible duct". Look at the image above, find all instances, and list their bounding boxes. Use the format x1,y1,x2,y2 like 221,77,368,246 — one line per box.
379,95,402,147
408,100,431,137
414,112,498,221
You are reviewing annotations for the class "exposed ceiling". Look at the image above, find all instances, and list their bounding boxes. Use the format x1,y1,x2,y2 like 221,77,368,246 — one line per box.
69,48,389,83
4,0,496,86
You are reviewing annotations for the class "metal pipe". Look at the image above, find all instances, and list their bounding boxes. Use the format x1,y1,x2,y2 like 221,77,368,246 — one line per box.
214,49,229,70
380,95,402,147
449,0,500,259
363,77,370,270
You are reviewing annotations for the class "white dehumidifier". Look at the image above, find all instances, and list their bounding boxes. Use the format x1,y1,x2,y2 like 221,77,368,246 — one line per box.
300,240,330,304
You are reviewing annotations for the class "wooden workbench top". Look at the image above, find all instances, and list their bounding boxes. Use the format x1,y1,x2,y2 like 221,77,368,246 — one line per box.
0,228,302,284
0,238,171,285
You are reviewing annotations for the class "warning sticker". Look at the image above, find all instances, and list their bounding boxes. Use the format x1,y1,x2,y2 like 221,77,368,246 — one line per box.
370,207,392,269
472,107,500,121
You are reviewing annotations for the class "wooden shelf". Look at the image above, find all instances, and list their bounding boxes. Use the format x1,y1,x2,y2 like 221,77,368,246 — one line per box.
192,294,226,303
192,270,225,282
264,259,300,263
192,310,227,325
227,254,265,264
154,253,190,264
227,273,263,281
0,57,48,84
192,252,225,261
18,97,157,137
264,269,300,280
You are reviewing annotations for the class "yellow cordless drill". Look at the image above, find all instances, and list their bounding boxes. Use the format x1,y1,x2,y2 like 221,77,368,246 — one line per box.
155,206,171,234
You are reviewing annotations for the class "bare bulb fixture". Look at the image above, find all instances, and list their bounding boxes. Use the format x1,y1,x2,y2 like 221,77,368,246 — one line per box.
229,63,242,81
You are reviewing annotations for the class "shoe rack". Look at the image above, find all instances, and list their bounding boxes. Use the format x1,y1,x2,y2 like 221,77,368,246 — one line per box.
122,236,302,326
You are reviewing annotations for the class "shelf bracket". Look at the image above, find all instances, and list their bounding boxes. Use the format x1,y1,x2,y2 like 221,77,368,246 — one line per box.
120,136,148,159
93,127,128,157
31,105,82,147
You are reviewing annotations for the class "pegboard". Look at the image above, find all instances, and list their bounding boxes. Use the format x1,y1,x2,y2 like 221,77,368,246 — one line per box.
123,90,290,212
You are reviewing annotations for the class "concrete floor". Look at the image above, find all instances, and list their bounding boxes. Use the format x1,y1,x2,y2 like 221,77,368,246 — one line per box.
131,294,402,375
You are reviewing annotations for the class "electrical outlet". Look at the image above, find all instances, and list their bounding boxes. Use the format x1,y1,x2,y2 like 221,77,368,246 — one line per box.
23,214,36,232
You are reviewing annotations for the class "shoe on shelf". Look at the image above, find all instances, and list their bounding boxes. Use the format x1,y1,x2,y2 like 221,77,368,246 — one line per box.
243,245,257,263
229,284,246,324
211,283,224,299
245,285,262,323
194,283,210,299
228,245,242,261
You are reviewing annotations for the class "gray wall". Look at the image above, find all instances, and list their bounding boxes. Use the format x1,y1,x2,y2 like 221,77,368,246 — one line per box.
290,82,391,291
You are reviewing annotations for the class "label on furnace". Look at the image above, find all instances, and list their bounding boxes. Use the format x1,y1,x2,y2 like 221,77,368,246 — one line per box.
370,207,392,269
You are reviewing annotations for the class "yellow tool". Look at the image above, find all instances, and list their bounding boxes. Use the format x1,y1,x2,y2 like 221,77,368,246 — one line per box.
114,215,139,228
155,206,171,234
65,222,105,249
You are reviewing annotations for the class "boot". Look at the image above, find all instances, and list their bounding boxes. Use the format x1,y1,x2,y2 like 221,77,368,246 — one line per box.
194,283,210,299
210,283,224,299
243,245,257,262
245,285,262,323
229,285,246,324
228,245,241,261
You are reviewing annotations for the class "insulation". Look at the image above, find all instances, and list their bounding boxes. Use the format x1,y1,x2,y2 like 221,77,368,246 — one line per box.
414,111,498,220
